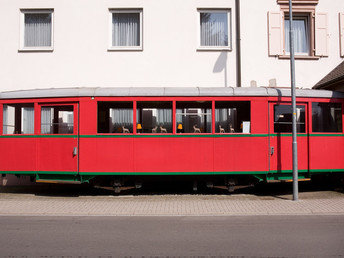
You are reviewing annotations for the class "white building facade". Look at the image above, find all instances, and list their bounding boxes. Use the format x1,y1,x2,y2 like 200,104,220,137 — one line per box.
240,0,344,88
0,0,238,91
1,0,343,91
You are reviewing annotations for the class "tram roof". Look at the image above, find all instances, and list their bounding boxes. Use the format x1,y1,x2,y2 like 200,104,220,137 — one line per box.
1,87,344,99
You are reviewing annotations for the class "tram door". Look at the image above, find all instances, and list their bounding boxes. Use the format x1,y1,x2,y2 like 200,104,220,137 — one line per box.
37,103,79,175
269,102,309,176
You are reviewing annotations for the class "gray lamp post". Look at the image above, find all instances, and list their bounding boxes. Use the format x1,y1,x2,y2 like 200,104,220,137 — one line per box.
289,0,299,201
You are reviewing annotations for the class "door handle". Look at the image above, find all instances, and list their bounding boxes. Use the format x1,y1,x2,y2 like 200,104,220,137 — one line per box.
270,147,274,155
73,147,78,156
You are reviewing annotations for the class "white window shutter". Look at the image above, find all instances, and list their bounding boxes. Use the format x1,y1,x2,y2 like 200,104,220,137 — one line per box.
340,13,344,57
315,12,329,57
268,11,283,56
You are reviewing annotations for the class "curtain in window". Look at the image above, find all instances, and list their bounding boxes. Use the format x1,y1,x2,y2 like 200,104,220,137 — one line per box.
2,105,16,134
21,107,34,134
112,13,140,46
41,107,52,134
285,19,309,54
3,105,8,134
156,109,172,124
200,12,228,46
110,109,133,132
24,13,52,47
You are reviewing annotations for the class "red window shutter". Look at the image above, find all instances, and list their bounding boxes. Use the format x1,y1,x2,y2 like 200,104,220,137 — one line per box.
340,13,344,57
315,12,329,57
268,11,283,56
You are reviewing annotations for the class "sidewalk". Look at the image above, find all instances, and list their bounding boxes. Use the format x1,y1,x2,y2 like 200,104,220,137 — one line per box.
1,191,344,216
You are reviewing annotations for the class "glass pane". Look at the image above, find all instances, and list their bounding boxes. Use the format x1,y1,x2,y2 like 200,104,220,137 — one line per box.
98,102,133,133
137,102,172,133
215,101,250,133
285,17,309,54
3,104,34,134
274,104,305,133
312,103,342,132
176,102,212,133
41,106,73,134
24,13,52,47
21,107,34,134
3,105,15,134
112,12,140,46
200,12,228,46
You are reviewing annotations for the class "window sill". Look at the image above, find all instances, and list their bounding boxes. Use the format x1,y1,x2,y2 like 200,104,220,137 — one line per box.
197,46,232,51
108,47,143,51
18,47,53,52
278,55,320,60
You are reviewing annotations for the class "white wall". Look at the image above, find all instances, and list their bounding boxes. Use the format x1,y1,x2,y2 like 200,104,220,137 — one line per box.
240,0,344,88
0,0,237,91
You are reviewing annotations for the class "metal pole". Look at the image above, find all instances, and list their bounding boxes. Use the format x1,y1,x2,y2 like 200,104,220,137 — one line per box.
289,0,299,201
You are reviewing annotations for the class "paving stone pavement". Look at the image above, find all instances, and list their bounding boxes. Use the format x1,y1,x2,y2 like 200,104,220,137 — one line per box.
1,192,344,216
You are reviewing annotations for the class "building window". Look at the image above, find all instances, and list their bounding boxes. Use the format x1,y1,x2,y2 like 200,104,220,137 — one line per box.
215,101,250,133
198,10,231,50
20,9,53,51
312,103,342,132
274,104,305,133
2,104,34,134
136,102,172,133
268,0,329,58
98,102,133,133
109,9,142,50
284,15,310,55
176,102,212,133
41,106,73,134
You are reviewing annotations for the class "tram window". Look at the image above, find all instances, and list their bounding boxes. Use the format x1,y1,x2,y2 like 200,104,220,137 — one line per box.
274,104,305,133
41,106,74,134
215,101,250,133
176,101,212,133
312,103,342,132
98,102,133,133
2,104,34,134
136,102,172,133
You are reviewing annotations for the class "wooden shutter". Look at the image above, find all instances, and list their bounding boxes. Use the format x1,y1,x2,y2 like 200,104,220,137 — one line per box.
340,13,344,57
315,12,329,57
268,11,283,56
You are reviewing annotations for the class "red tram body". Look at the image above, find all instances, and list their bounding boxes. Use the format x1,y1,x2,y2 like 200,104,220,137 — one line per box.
1,87,344,190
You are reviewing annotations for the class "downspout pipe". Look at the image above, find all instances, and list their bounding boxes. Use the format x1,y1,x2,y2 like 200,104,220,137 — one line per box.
235,0,242,87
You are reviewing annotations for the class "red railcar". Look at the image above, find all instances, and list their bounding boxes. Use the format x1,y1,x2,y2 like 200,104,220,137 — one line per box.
1,87,344,192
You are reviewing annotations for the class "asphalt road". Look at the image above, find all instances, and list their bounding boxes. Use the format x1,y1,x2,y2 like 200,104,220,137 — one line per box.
0,215,343,257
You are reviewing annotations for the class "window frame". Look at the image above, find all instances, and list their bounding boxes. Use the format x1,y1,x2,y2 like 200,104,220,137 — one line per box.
19,9,54,52
272,103,307,134
2,103,35,135
197,9,232,51
136,101,173,134
278,4,319,59
176,101,213,134
310,100,344,134
93,97,254,135
108,8,143,51
214,101,251,134
39,103,77,135
97,101,134,134
284,14,311,56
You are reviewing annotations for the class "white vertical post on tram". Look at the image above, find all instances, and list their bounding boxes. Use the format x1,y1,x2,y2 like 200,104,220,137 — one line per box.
289,0,299,201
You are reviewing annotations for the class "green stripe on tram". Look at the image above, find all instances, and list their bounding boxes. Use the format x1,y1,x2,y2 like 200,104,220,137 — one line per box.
1,133,344,138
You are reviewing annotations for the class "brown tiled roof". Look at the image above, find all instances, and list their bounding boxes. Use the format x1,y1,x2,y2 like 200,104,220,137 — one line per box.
314,61,344,89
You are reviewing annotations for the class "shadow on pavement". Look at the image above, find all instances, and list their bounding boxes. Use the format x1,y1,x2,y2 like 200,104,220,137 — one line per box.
1,179,343,199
